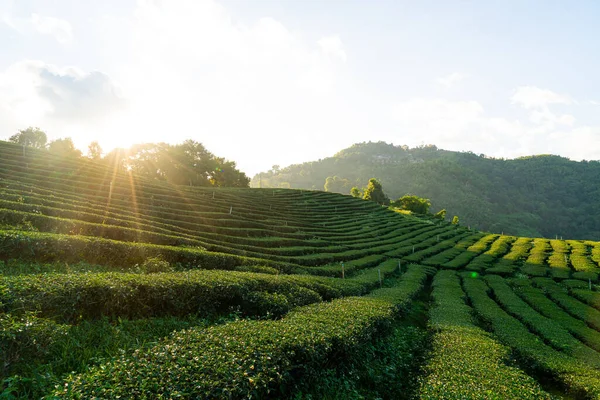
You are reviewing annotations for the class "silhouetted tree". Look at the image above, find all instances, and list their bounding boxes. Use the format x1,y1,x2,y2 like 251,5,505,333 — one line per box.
48,138,82,158
87,141,103,160
9,127,47,149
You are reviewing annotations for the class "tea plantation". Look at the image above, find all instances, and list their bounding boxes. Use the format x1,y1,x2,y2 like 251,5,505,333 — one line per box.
1,140,600,399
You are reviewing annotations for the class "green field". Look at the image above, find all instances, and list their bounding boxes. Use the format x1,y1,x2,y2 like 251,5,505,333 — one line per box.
2,140,600,399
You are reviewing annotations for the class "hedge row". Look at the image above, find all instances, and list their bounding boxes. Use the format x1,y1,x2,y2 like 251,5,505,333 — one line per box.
0,313,206,398
587,241,600,267
465,235,516,272
1,268,387,322
384,226,461,259
419,270,550,399
0,230,300,273
0,172,396,239
441,234,498,269
521,239,551,277
402,232,471,263
53,265,434,398
568,241,599,280
485,275,600,366
463,275,600,398
0,187,329,249
511,279,600,353
0,207,412,266
532,278,600,331
487,237,533,276
420,233,484,267
2,260,402,322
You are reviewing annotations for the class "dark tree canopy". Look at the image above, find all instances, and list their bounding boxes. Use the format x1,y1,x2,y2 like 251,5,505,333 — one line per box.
9,127,48,149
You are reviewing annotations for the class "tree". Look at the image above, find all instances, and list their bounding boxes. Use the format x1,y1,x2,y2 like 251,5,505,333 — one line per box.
324,176,352,193
452,216,460,225
363,178,390,205
121,140,250,188
87,141,103,160
433,209,447,220
9,127,47,149
392,195,431,214
209,158,250,187
350,187,362,198
48,138,82,158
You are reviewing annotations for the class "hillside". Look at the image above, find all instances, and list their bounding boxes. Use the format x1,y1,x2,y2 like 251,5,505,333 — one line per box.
251,141,600,240
2,139,600,398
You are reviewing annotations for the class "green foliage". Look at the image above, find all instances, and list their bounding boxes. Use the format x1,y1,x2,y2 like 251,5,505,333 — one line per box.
0,268,400,322
48,138,82,158
135,256,174,274
419,270,550,399
1,315,206,398
350,186,362,198
87,141,102,160
512,279,600,354
433,208,446,220
8,127,47,149
53,266,432,398
362,178,389,205
251,141,600,240
392,194,431,214
485,275,600,365
464,275,600,398
324,176,352,193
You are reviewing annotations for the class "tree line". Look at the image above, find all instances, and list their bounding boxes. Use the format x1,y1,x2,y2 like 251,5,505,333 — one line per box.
7,127,250,188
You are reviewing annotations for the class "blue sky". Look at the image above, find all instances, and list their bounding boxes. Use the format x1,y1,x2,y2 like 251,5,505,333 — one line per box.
1,0,599,175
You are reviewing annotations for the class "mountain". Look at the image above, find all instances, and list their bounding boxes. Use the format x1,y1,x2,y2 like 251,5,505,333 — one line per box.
251,141,600,240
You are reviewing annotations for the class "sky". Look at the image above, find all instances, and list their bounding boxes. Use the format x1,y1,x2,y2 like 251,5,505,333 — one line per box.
1,0,599,176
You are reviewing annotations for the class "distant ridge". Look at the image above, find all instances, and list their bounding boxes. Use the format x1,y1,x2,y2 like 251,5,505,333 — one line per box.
252,141,600,240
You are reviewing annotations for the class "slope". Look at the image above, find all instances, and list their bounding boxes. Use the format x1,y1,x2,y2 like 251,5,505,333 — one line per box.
251,141,600,240
2,139,600,398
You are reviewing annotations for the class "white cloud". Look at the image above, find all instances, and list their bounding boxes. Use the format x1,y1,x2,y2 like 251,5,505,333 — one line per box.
511,86,572,109
0,60,126,146
389,95,599,161
392,98,483,138
390,98,514,152
2,12,73,44
30,13,73,45
106,0,358,174
436,72,466,88
318,35,347,63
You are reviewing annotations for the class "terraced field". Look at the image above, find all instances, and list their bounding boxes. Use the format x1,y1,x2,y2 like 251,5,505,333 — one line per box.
2,140,600,398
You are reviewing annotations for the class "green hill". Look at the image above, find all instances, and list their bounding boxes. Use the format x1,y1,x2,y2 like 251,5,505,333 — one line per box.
2,139,600,398
251,141,600,240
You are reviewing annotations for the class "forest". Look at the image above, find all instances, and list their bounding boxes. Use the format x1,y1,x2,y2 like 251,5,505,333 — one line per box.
251,141,600,240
